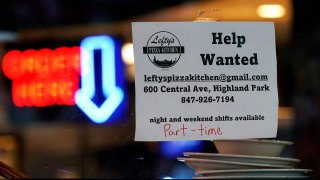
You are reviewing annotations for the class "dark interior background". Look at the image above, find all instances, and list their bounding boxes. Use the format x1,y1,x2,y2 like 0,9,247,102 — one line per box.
0,0,319,178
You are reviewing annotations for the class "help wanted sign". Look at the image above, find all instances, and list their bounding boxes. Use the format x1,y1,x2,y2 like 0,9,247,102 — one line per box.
132,22,278,141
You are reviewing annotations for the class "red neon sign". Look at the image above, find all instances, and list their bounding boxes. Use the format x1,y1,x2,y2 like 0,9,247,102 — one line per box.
2,47,80,107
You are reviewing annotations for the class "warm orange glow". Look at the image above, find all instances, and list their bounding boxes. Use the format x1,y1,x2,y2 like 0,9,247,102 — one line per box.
121,43,134,65
12,76,79,107
34,49,52,77
3,47,80,107
66,47,81,75
257,4,286,18
2,47,81,80
2,50,22,79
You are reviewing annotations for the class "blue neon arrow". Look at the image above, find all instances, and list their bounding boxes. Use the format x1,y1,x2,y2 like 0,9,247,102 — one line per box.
75,35,124,124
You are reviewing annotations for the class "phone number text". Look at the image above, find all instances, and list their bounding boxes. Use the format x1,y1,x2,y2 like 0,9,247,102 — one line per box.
181,96,235,103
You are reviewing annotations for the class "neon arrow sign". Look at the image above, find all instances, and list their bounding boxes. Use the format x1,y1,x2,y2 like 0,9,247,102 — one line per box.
2,35,124,124
75,35,124,124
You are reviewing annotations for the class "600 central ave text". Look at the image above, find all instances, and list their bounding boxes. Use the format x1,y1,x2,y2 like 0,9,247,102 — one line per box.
144,85,210,93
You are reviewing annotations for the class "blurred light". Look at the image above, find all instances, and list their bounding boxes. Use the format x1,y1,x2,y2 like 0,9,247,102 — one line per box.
76,35,124,124
121,42,134,65
172,163,194,179
2,47,80,106
0,136,18,151
163,177,173,179
257,4,286,18
2,48,80,80
278,106,295,128
160,140,203,158
0,31,18,42
2,35,125,123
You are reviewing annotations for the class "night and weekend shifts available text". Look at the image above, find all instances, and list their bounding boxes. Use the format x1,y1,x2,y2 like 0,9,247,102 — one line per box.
132,22,278,141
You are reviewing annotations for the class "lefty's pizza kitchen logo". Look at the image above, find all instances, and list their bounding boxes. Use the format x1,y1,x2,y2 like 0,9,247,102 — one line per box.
143,31,184,68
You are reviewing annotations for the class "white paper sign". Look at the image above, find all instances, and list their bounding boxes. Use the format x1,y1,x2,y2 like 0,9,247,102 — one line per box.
132,22,278,141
